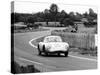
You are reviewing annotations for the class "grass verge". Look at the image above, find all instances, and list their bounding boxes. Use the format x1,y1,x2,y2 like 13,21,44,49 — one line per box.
11,61,40,74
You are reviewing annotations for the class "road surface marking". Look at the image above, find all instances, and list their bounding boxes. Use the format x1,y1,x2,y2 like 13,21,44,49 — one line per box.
29,36,97,62
29,36,42,48
18,57,56,69
69,55,97,62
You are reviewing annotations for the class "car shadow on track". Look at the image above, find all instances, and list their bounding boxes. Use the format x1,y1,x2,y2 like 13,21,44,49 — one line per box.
37,54,68,57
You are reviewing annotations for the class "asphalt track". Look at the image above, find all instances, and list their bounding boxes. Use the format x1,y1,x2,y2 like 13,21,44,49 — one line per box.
14,27,97,72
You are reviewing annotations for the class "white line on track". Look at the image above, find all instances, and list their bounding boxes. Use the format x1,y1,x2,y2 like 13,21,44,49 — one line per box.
69,55,97,62
29,36,97,62
29,36,43,49
18,57,42,65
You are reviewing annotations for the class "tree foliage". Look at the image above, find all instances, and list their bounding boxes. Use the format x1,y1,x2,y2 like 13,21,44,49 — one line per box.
11,3,97,27
50,3,58,14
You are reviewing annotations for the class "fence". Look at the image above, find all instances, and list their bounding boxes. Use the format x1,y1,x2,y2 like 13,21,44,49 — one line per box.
95,34,98,47
34,22,60,26
51,31,96,49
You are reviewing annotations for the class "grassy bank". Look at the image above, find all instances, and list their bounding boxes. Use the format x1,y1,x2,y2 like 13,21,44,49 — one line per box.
11,61,40,74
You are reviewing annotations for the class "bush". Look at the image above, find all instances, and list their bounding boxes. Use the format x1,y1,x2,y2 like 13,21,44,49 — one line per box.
84,22,97,27
79,47,97,56
33,24,40,29
27,23,40,29
11,61,40,74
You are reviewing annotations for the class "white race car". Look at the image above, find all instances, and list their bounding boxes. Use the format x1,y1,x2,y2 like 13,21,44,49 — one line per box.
37,35,69,57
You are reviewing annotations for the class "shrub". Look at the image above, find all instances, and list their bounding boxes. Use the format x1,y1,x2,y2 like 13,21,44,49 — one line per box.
84,21,97,27
11,61,40,74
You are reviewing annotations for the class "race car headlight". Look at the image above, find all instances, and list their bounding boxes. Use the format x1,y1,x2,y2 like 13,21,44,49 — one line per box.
65,45,69,50
46,46,51,50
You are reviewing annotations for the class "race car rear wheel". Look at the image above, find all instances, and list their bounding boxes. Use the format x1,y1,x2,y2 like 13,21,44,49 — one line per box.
65,51,68,57
45,52,49,56
42,45,49,56
58,53,60,56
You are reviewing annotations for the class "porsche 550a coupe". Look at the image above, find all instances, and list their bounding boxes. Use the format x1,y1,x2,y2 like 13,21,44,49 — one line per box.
37,35,69,57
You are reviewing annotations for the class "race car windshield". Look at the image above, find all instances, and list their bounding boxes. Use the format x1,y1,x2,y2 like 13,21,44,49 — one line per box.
44,37,62,42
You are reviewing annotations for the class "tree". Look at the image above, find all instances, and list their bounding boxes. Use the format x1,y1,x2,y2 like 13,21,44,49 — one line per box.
50,3,58,14
88,8,97,20
59,10,70,25
89,8,95,16
83,8,97,27
49,3,59,25
63,18,74,27
32,12,44,22
13,13,20,23
27,16,35,24
69,12,75,21
83,12,88,18
75,12,82,21
44,9,50,25
60,10,67,18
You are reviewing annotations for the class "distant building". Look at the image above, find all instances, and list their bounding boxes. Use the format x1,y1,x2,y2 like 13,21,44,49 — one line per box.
93,19,97,23
34,22,60,26
74,21,84,30
34,22,47,26
81,18,88,22
12,22,27,29
74,22,83,24
48,22,60,26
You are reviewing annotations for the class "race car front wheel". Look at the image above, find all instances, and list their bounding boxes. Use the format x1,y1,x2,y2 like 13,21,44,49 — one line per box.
38,44,41,55
42,45,45,52
42,45,49,56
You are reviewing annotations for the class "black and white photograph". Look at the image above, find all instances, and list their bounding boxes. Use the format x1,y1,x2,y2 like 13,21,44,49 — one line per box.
11,1,98,74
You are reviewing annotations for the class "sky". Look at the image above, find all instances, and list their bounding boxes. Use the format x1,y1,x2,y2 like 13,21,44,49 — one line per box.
14,1,98,14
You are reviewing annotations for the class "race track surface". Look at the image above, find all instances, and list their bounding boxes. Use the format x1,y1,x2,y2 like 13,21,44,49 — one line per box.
14,27,97,72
